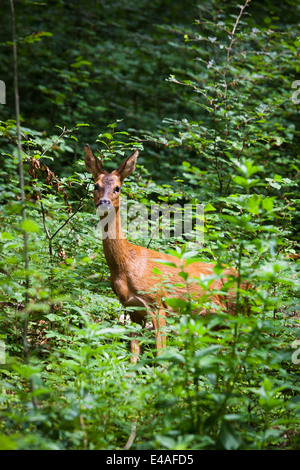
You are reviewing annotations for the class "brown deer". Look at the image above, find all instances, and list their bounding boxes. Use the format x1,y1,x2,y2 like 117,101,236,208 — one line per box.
85,144,242,362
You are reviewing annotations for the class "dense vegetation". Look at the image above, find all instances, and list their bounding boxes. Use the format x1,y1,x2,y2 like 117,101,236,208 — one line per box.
0,0,299,450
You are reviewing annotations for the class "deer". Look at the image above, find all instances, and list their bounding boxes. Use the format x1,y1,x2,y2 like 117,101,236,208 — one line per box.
84,144,244,363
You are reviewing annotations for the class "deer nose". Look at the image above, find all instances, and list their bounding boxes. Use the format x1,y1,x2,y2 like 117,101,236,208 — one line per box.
98,198,111,207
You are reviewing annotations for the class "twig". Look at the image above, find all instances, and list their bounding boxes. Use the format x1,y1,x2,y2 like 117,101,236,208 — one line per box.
51,203,85,240
10,0,37,409
10,0,29,347
124,418,137,450
40,200,53,259
80,414,88,449
224,0,251,99
40,200,86,260
40,126,69,157
221,0,251,171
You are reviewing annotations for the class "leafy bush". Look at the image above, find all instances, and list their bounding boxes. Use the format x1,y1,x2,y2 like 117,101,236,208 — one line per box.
0,0,299,450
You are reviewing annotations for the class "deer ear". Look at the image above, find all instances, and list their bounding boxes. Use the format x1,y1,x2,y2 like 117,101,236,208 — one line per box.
114,150,139,182
84,144,105,179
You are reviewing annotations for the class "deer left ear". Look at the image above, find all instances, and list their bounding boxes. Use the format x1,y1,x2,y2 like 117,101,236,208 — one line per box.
114,150,139,182
84,144,106,179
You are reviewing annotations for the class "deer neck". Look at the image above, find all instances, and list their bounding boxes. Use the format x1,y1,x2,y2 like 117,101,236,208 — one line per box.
99,207,130,272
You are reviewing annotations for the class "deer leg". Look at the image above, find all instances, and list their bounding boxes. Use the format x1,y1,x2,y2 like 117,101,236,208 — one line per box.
130,331,141,364
125,296,148,363
126,297,167,361
150,307,167,356
128,314,145,364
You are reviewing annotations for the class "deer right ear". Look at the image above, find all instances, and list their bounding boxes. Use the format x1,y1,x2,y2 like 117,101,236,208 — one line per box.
115,150,139,182
84,144,105,179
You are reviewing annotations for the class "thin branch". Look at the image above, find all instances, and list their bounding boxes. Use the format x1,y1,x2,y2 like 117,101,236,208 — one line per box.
10,0,37,409
40,200,53,259
40,200,86,260
195,18,231,36
124,418,137,450
40,126,69,157
224,0,251,97
51,202,85,240
10,0,28,293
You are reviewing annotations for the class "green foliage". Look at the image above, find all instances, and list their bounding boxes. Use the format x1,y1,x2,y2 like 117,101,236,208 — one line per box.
0,0,300,451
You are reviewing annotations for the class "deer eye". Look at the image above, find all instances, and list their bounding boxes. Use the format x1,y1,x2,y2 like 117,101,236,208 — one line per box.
114,186,120,193
94,183,100,191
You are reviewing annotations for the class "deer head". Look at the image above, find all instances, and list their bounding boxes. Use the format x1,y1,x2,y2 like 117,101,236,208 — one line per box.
84,144,138,214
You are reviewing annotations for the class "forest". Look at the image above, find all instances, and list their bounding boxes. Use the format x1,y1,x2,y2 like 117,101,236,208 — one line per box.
0,0,299,451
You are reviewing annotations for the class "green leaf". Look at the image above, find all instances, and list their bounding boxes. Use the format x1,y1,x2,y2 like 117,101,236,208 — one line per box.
152,259,178,268
99,133,113,140
0,232,15,240
247,195,260,214
178,271,189,280
165,297,189,310
0,435,17,450
20,219,40,233
219,422,241,450
262,197,274,212
152,266,162,275
233,175,259,189
204,203,216,212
